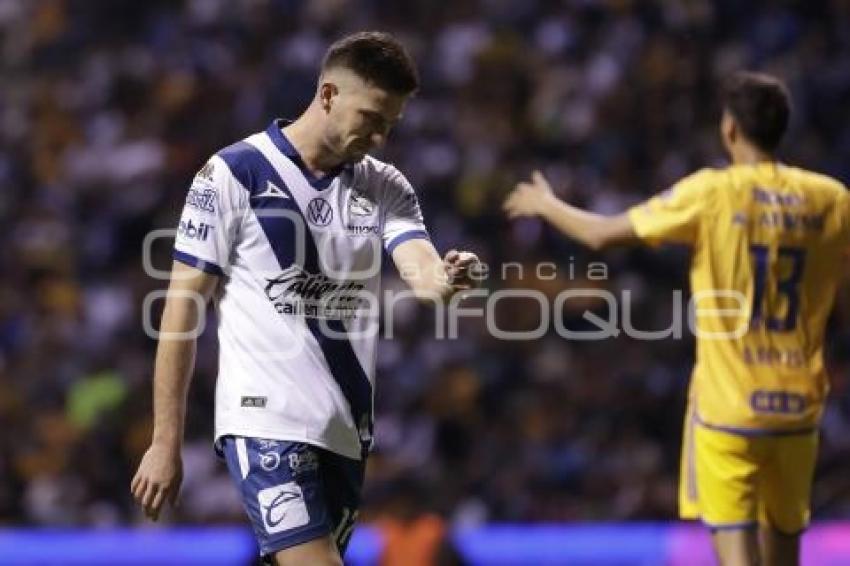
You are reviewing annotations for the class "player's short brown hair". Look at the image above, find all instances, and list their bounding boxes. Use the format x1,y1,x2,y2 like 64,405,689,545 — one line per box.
322,31,419,95
721,71,791,152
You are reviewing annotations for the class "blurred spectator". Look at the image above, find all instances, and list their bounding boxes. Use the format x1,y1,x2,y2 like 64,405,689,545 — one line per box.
369,479,464,566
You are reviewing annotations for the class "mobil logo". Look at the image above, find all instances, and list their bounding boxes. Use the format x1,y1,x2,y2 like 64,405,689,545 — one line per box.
178,218,213,241
306,197,333,227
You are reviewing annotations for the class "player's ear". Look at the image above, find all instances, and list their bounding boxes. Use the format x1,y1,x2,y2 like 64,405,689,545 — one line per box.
720,110,736,146
318,81,338,113
728,119,738,144
725,112,739,143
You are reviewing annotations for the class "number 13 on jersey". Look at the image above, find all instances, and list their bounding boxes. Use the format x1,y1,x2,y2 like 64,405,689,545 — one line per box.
749,244,806,332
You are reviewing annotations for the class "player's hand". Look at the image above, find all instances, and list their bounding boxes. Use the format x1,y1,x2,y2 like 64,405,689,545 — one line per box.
131,443,183,521
503,170,556,218
444,249,482,291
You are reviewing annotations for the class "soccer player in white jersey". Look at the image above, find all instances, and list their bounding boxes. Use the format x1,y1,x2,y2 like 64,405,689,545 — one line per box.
130,32,479,566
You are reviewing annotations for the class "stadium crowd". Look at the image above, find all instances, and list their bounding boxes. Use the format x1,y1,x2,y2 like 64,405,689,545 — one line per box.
1,0,850,535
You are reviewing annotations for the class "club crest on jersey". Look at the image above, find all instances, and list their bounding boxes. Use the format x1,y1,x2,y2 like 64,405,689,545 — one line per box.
349,192,375,216
306,198,333,226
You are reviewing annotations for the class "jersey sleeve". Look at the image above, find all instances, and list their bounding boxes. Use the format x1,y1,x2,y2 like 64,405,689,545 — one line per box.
381,165,431,254
173,155,244,276
627,168,715,246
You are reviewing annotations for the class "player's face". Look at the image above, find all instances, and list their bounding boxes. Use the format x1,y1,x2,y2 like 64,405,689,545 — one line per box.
324,74,407,162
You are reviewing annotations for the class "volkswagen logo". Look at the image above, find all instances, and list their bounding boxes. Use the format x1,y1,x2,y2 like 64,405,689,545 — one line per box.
306,198,333,227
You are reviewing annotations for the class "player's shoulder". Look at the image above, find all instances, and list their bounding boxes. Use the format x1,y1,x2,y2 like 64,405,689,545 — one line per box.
670,167,723,196
188,151,236,189
678,167,725,185
784,165,847,196
200,133,273,194
356,154,403,179
354,155,411,191
214,134,265,173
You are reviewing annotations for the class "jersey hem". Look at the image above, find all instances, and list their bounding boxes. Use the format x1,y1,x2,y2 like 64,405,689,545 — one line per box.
694,413,816,437
385,229,431,254
214,427,363,461
173,250,225,276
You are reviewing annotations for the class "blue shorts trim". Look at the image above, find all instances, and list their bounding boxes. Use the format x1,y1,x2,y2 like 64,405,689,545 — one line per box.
219,436,364,559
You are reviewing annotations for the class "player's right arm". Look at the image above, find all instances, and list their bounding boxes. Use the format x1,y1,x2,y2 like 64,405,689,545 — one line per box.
505,169,713,249
131,261,218,521
131,155,241,520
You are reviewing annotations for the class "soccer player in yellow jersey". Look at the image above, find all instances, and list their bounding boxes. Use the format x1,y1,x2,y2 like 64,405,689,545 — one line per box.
504,71,850,566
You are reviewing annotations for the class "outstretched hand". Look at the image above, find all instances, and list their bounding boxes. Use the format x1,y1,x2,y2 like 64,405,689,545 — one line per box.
503,170,555,218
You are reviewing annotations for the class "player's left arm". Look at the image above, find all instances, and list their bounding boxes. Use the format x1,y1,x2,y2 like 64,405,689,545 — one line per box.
391,238,480,301
503,171,637,250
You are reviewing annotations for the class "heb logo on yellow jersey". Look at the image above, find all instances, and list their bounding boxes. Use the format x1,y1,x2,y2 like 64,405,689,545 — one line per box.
750,390,806,415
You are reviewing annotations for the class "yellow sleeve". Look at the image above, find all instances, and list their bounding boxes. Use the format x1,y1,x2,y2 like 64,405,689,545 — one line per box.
627,168,715,246
837,187,850,249
817,176,850,250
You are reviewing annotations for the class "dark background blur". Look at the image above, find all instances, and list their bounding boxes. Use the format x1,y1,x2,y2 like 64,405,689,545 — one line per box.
1,0,850,531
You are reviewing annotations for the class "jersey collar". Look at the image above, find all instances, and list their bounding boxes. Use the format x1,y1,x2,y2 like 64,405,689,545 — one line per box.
266,119,352,190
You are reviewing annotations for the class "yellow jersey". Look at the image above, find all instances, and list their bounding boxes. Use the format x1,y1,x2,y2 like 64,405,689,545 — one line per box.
628,163,850,432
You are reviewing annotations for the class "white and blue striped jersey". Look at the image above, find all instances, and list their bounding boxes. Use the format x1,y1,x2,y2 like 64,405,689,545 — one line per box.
173,119,430,460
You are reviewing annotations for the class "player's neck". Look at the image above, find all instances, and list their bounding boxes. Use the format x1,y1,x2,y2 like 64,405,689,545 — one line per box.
730,144,775,166
281,115,344,176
